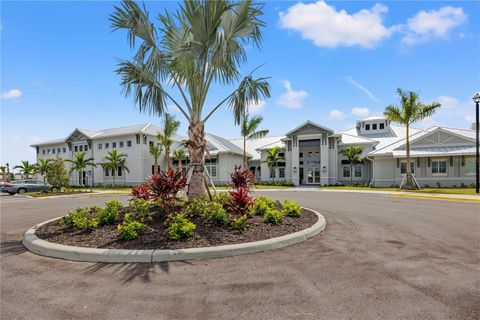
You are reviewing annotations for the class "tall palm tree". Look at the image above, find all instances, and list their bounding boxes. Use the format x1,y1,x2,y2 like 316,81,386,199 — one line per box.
384,88,441,189
0,165,6,182
241,114,269,168
173,149,187,173
14,161,36,179
149,144,163,175
65,152,97,186
101,149,129,187
156,113,180,169
339,146,363,186
263,146,283,183
36,158,53,182
111,0,270,200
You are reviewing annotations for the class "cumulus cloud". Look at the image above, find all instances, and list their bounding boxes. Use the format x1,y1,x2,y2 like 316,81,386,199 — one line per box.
247,100,266,114
351,107,370,118
435,95,460,109
279,1,394,48
328,109,345,120
464,115,475,124
345,77,378,102
277,81,308,109
1,89,22,100
401,6,467,45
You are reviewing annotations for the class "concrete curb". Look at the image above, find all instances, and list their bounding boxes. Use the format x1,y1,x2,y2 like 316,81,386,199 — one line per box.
23,208,326,263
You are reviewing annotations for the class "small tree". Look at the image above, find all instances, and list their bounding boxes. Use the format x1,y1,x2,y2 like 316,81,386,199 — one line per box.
173,149,186,173
384,88,441,189
241,114,269,168
14,161,36,179
149,144,163,175
65,152,97,186
102,149,129,186
263,146,284,182
339,146,363,186
0,165,6,182
46,157,70,188
157,113,180,169
36,158,53,182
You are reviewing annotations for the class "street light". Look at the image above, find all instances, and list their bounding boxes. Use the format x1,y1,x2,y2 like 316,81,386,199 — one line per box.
473,92,480,194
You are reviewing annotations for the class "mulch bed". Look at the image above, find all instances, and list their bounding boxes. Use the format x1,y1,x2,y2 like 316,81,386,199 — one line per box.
35,208,318,250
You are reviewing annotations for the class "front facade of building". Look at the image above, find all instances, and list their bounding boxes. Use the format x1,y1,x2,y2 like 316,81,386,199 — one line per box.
32,116,477,188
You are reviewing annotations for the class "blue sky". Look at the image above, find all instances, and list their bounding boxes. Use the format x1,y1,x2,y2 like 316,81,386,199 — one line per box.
1,1,479,166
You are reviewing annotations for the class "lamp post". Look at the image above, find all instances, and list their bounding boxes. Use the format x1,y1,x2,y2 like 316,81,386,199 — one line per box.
473,92,480,194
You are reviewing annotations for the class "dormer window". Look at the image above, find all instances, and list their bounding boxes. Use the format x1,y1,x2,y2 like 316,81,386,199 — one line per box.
380,123,385,129
372,124,377,130
365,124,370,131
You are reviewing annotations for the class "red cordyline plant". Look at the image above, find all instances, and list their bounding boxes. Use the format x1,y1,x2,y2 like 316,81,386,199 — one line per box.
130,183,151,200
224,186,254,216
130,168,188,204
230,165,256,192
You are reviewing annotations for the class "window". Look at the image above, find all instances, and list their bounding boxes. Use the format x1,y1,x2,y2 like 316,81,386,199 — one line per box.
342,166,350,178
269,168,275,178
400,161,415,174
112,142,117,148
62,147,66,153
372,124,377,130
136,135,140,144
84,145,88,151
143,136,147,145
308,152,313,158
127,140,132,147
279,167,285,178
105,168,109,176
118,167,122,176
57,148,61,153
74,146,78,152
120,141,124,148
52,148,56,154
380,123,385,129
149,141,154,146
105,143,110,149
354,165,363,177
98,143,103,150
42,150,46,155
79,146,83,152
365,124,370,131
299,161,304,165
432,160,447,176
299,152,303,158
47,149,51,154
299,139,320,147
465,158,475,175
205,159,217,178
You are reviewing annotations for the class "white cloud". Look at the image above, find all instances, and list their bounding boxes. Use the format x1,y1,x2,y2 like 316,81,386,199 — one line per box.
351,107,370,118
247,100,266,114
401,6,467,45
277,81,308,109
435,95,460,109
464,115,475,124
279,1,394,48
328,109,345,120
345,77,378,102
28,135,43,144
1,89,22,100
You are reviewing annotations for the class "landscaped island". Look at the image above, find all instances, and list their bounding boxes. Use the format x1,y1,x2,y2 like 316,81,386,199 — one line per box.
34,167,318,251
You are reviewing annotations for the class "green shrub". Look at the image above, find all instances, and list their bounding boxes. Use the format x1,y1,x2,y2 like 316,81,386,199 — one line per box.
97,200,123,225
263,208,283,224
436,182,442,188
251,196,281,216
118,213,146,240
89,205,102,214
231,215,248,230
213,192,230,205
130,198,152,222
282,200,301,217
202,202,230,225
62,207,99,230
185,198,209,218
424,184,430,188
167,214,196,240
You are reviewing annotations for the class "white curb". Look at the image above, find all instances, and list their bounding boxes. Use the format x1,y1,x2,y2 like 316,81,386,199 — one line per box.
23,208,326,263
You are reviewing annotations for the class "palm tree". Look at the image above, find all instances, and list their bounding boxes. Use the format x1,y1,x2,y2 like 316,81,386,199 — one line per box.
111,0,270,200
36,158,53,182
149,144,163,175
14,161,36,179
384,88,441,189
65,152,97,186
339,146,363,186
156,113,180,169
263,146,283,183
0,165,6,182
241,114,269,168
101,149,129,187
6,163,10,182
173,149,187,173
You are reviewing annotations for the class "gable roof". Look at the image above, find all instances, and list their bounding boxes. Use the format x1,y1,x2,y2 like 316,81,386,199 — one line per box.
338,133,378,146
285,120,334,136
230,136,285,161
206,134,249,157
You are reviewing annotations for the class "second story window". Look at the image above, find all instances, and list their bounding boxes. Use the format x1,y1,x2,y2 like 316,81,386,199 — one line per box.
62,147,66,153
379,123,385,129
98,143,103,150
127,140,132,147
112,142,117,148
52,148,56,154
120,141,124,148
365,124,370,131
372,124,377,130
79,145,83,152
74,146,78,152
42,150,46,155
105,143,110,149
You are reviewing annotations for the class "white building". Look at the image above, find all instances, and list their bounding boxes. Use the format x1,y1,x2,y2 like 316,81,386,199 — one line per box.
31,116,477,187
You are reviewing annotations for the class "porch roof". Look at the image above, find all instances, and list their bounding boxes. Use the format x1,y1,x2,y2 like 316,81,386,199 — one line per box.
392,146,476,158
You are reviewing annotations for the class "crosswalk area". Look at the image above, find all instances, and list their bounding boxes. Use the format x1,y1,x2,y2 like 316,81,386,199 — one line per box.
0,194,33,204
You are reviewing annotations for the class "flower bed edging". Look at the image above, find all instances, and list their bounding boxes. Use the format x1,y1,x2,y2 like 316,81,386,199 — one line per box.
23,208,326,263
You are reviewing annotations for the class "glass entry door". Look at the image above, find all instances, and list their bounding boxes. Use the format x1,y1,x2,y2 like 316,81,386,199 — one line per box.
306,167,320,184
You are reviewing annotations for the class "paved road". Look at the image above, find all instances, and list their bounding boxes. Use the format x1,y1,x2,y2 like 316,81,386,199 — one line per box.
1,192,479,320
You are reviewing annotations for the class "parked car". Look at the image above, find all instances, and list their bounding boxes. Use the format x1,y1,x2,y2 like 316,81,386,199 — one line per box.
0,180,58,195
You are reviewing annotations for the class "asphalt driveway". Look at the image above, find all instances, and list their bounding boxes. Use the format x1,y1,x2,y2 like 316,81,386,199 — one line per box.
1,191,479,320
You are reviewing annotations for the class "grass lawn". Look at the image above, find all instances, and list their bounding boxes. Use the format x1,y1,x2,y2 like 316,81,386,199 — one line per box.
211,185,292,190
320,186,478,196
28,190,95,198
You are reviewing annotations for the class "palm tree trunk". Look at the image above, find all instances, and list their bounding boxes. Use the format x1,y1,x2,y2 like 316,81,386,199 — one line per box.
178,159,182,173
187,121,207,200
350,164,353,185
166,146,170,169
112,170,116,187
403,124,417,190
154,158,158,175
243,137,247,169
